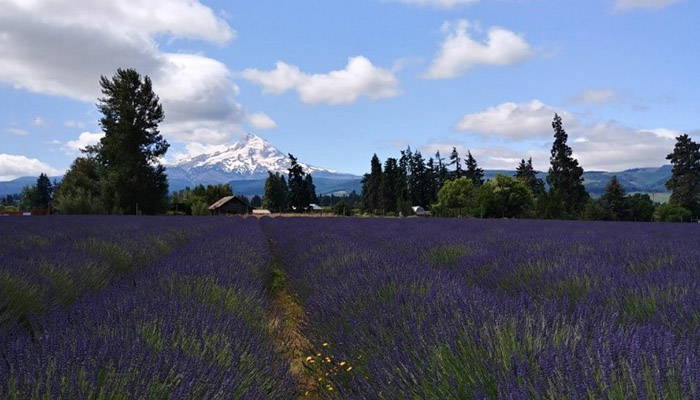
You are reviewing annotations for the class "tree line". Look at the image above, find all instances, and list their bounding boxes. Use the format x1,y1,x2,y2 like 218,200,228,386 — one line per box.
262,155,318,212
360,114,700,222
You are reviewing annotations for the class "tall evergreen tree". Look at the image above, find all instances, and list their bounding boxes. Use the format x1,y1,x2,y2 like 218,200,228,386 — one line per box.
263,172,288,212
287,154,309,212
88,68,169,214
435,150,449,189
33,173,53,209
381,158,401,213
547,114,588,217
426,157,439,205
515,158,545,197
449,147,463,178
304,174,317,205
361,154,383,213
666,134,700,216
464,151,484,186
408,151,429,206
600,176,627,220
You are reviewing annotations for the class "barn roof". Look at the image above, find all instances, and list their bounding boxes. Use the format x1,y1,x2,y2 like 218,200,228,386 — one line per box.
209,196,247,210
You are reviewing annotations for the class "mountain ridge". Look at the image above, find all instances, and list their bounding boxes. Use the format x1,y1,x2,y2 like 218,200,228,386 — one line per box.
0,133,674,197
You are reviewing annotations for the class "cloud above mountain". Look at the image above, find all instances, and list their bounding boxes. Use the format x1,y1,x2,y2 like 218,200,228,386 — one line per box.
455,100,572,140
241,56,400,105
0,154,61,181
445,99,686,170
0,0,244,148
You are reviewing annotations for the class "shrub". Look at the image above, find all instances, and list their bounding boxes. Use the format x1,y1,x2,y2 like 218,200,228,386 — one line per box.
654,203,692,222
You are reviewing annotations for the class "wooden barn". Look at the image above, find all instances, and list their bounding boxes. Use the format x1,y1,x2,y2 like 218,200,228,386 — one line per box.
208,196,252,215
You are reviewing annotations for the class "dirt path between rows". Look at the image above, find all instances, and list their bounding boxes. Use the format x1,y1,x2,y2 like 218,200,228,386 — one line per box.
261,223,327,399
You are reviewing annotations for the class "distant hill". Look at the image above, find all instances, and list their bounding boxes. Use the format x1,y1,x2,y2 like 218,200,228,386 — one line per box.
0,133,674,198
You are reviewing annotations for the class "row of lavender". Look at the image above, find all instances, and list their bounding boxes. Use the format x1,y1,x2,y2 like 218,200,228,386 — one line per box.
263,218,700,399
1,217,295,399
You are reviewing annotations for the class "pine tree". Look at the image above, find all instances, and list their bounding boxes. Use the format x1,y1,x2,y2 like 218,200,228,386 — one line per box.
449,147,462,178
381,158,401,213
33,173,53,209
304,174,317,206
361,154,383,213
263,172,288,212
600,176,627,220
89,68,169,214
666,134,700,216
464,151,484,186
435,150,449,189
287,154,308,212
251,195,262,208
426,157,439,205
515,158,545,197
547,114,588,217
408,151,429,206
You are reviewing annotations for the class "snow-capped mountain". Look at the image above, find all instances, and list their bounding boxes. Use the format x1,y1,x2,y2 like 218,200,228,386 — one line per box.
166,133,357,185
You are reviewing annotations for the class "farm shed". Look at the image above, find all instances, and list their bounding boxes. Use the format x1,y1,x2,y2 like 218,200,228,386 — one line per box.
208,196,252,215
308,203,323,212
253,209,272,215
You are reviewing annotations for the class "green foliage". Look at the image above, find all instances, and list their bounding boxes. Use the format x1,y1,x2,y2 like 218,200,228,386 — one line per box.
625,193,656,222
286,154,316,212
547,114,589,217
654,203,692,222
478,175,534,218
332,200,353,216
448,146,462,179
19,185,37,211
381,157,403,213
582,199,607,221
666,133,700,216
515,158,545,197
432,177,480,217
423,244,471,267
361,154,383,213
263,172,288,212
55,183,104,214
600,176,627,220
89,68,169,215
464,151,484,186
0,272,46,335
33,173,53,209
190,200,210,216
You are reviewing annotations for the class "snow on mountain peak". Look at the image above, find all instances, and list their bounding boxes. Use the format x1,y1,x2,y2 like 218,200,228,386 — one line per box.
169,133,336,182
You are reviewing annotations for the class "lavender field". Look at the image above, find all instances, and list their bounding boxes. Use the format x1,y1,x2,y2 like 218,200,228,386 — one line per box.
1,216,699,399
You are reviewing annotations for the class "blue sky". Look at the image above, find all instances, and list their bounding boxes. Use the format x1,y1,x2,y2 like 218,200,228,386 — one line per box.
0,0,698,179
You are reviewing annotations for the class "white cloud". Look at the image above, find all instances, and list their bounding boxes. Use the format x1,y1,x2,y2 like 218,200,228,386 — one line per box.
248,113,278,130
0,0,243,149
455,100,573,139
614,0,683,11
571,122,679,171
573,88,619,105
433,98,690,171
64,131,104,154
388,0,479,8
241,56,400,105
425,20,533,79
5,128,29,136
0,154,60,180
32,117,48,127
